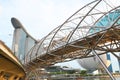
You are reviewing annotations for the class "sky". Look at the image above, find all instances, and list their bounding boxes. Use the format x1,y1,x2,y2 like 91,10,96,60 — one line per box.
0,0,94,69
0,0,93,48
0,0,120,70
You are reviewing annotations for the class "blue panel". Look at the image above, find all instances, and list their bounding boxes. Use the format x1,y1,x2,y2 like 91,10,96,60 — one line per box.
89,10,120,34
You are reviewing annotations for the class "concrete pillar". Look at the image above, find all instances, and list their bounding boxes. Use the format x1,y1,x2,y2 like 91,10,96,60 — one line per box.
15,77,20,80
0,71,5,80
9,75,15,80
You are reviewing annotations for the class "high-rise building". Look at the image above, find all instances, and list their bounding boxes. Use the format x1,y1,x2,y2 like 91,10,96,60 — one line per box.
107,53,120,73
106,53,113,72
11,18,37,63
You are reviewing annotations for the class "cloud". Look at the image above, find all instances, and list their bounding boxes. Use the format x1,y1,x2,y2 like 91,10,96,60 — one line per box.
8,0,86,39
0,0,93,41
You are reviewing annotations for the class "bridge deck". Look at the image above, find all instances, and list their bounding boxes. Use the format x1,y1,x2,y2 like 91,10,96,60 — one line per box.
26,26,120,69
0,41,25,80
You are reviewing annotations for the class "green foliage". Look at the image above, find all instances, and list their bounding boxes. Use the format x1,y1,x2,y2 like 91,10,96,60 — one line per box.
49,69,76,74
80,70,87,76
50,71,67,74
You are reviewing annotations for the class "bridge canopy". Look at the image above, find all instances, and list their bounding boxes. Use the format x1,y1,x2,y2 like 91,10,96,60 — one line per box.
21,0,120,68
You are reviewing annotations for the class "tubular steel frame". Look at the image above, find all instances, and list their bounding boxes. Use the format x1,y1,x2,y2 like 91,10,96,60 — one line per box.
23,0,120,80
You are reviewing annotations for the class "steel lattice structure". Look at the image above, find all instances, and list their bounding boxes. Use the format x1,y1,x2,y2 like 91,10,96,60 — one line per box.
13,0,120,79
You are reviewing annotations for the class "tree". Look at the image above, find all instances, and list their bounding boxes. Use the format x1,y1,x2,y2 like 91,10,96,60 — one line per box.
80,70,87,76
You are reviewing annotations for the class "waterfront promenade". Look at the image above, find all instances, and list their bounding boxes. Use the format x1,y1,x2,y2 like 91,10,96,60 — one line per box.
39,73,120,80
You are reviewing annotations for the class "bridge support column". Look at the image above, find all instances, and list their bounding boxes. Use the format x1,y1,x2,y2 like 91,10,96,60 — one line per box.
15,77,20,80
92,49,116,80
0,71,5,80
9,75,16,80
